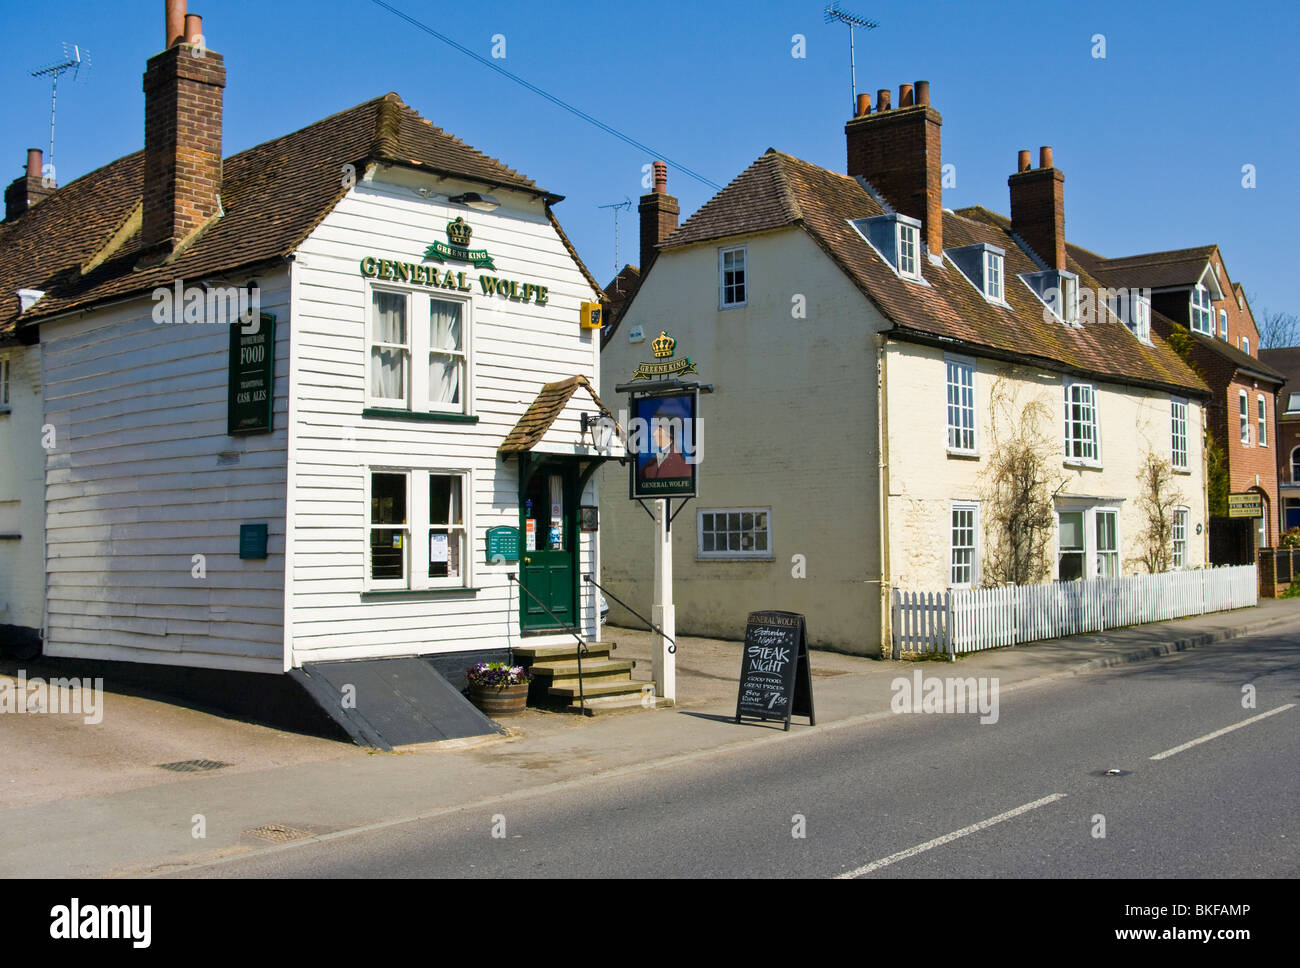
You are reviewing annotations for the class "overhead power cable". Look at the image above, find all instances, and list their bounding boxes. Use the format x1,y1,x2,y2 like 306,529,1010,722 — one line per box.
367,0,723,192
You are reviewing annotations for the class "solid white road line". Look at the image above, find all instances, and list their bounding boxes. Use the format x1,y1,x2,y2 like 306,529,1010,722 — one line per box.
1149,703,1296,761
834,793,1067,879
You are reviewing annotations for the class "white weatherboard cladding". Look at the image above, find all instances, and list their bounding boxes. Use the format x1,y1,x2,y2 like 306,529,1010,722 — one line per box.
39,276,292,672
0,345,47,632
287,176,602,664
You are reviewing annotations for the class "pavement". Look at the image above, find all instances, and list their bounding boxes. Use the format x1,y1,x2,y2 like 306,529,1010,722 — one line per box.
0,597,1296,878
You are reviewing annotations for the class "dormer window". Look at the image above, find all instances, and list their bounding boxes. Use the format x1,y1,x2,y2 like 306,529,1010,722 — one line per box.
945,243,1007,303
851,214,924,282
984,250,1003,300
1107,290,1152,343
1023,269,1080,324
1190,285,1213,335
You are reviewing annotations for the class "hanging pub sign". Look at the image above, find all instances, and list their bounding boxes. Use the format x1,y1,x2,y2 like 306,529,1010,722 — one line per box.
228,313,275,435
629,389,698,499
735,611,815,731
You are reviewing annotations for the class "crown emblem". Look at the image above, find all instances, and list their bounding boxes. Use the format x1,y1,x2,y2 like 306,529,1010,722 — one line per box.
651,331,675,359
446,217,473,248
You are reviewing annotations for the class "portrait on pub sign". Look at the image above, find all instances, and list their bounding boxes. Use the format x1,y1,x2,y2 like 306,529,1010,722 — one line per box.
630,391,698,499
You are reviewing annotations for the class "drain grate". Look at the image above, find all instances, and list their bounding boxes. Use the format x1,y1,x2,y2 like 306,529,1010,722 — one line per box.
244,824,313,844
156,759,230,773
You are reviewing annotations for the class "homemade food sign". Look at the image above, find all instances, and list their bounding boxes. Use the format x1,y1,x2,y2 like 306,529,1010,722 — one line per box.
359,216,550,305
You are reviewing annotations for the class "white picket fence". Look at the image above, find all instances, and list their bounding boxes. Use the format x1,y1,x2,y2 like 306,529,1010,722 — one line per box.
892,565,1257,658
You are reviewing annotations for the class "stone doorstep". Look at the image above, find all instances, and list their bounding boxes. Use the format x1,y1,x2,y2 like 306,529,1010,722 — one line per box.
513,643,613,663
546,679,650,700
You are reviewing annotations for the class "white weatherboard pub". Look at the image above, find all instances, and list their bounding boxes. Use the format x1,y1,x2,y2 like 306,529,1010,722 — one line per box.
0,5,618,721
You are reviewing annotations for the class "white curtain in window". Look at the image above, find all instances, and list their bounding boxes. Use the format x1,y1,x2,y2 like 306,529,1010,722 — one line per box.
430,300,462,405
372,292,406,400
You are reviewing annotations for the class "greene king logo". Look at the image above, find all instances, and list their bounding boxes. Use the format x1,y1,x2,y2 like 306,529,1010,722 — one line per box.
152,278,260,332
890,671,999,724
50,899,151,948
0,670,104,724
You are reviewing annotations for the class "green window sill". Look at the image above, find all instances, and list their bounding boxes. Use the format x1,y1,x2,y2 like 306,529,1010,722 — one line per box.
362,408,479,424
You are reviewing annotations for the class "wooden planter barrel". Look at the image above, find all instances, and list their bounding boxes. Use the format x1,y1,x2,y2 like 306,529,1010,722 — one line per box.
468,681,529,716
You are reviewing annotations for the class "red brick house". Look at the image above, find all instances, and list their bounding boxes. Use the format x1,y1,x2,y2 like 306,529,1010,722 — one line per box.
1259,346,1300,533
1077,247,1285,557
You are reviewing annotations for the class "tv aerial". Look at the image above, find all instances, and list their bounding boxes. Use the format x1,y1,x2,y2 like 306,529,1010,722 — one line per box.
30,42,92,181
597,197,633,277
824,3,878,114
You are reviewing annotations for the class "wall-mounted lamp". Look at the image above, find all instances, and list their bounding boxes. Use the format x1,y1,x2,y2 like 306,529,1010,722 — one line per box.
449,191,500,212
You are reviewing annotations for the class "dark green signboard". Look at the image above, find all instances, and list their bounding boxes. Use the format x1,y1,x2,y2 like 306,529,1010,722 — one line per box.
486,525,521,563
239,523,268,560
228,313,275,435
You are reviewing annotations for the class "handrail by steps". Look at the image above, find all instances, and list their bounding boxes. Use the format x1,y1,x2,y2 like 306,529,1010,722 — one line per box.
508,572,591,715
583,574,678,655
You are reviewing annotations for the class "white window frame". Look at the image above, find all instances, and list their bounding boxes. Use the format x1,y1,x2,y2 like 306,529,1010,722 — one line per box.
896,221,920,280
1064,379,1100,466
697,507,771,560
1131,294,1151,343
1190,285,1214,335
719,246,747,309
1241,337,1250,356
1095,508,1120,579
1258,394,1267,447
950,502,979,588
1219,309,1228,339
1291,446,1300,485
366,284,474,415
364,467,474,592
945,354,977,455
983,251,1004,301
0,357,9,411
1239,390,1250,445
1055,503,1124,581
1171,397,1188,470
1172,507,1189,569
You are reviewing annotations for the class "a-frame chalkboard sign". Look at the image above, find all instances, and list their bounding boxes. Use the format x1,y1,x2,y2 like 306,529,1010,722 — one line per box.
735,610,815,731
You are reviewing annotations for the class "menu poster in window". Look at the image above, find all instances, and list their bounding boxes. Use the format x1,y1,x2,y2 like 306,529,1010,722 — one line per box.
735,611,814,731
525,518,536,552
430,533,449,563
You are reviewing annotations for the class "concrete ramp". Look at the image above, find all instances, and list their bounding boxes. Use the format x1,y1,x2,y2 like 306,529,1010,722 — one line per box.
289,658,506,751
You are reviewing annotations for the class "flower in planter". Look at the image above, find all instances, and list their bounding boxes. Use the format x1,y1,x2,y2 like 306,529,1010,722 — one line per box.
466,661,530,688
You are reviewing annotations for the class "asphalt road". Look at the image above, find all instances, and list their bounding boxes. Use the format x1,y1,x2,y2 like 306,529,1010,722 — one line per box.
172,618,1300,878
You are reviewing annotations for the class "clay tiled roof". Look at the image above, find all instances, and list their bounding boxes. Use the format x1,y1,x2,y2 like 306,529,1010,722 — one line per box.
1088,246,1218,291
499,375,610,454
643,149,1206,396
0,93,576,337
1210,336,1285,383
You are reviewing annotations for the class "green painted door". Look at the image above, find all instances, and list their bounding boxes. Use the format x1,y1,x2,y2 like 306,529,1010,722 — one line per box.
520,464,577,632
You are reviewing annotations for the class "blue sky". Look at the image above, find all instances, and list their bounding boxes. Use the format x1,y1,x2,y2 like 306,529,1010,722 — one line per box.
5,0,1296,326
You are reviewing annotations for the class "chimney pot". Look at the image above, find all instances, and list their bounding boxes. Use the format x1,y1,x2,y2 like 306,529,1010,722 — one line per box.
1018,149,1031,173
639,162,680,274
855,92,871,117
1039,145,1054,169
914,80,930,106
165,0,186,48
846,83,943,255
26,148,42,179
184,13,202,44
898,84,914,107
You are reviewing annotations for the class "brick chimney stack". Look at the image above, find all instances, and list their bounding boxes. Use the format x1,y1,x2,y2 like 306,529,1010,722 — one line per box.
1009,146,1066,271
4,148,56,222
638,160,679,274
845,79,942,257
141,0,225,255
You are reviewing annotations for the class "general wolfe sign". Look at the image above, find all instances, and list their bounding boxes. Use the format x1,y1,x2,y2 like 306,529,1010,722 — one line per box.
359,217,550,305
